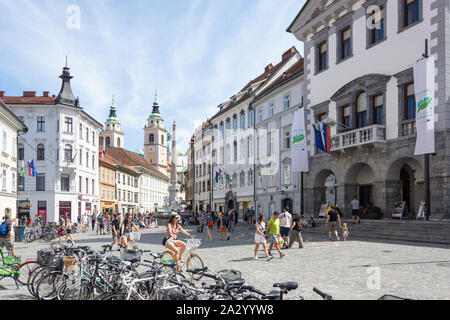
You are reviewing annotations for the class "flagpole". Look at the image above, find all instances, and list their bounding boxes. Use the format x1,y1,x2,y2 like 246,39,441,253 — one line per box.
422,39,431,220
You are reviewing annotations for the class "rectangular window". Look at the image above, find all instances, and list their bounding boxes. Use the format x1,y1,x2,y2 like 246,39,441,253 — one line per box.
284,95,290,110
37,117,45,132
248,170,254,186
61,174,70,192
233,117,238,131
284,130,291,149
405,83,416,120
341,28,351,59
2,169,6,190
342,105,351,130
2,131,6,153
18,176,24,191
240,114,245,129
269,103,274,116
86,177,89,194
373,94,384,125
56,120,59,132
11,173,15,192
318,41,328,72
79,124,83,139
92,155,95,169
248,110,254,127
79,149,82,165
79,176,82,193
92,132,95,145
257,109,263,122
370,6,385,44
86,152,89,168
92,179,95,195
404,0,420,28
36,173,45,191
65,117,73,133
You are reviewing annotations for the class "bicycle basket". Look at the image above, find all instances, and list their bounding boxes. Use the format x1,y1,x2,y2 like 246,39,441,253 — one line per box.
120,248,141,262
187,239,201,250
218,269,242,284
62,256,78,274
48,255,64,271
37,249,53,266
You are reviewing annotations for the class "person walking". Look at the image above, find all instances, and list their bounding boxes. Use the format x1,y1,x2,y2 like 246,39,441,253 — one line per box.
249,207,255,225
65,219,74,244
91,214,96,231
98,214,105,235
289,214,304,249
204,212,213,242
341,223,350,241
326,205,342,241
216,212,222,234
351,196,361,224
110,213,122,249
279,208,292,249
165,213,194,272
220,211,230,241
254,214,272,261
266,212,285,259
0,215,16,257
57,220,66,244
120,213,140,249
228,209,234,233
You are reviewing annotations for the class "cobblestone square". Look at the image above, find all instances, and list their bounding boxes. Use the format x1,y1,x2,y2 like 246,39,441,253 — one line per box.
1,224,449,300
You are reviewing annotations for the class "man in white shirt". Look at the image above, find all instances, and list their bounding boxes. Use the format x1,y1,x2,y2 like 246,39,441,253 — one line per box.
279,208,292,249
351,196,361,224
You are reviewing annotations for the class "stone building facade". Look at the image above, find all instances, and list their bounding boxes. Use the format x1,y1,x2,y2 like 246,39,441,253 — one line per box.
287,0,450,218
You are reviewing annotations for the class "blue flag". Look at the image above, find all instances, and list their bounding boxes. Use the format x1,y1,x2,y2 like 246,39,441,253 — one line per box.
313,124,325,152
30,160,37,177
215,171,219,183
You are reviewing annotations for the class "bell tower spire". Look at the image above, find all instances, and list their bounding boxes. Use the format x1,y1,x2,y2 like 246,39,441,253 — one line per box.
55,58,78,107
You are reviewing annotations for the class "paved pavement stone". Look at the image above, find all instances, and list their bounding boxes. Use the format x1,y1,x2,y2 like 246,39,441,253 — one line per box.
1,223,449,300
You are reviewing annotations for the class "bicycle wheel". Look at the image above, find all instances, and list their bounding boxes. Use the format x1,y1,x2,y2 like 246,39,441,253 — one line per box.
186,254,204,281
31,268,52,298
27,266,46,297
36,271,68,300
17,261,39,285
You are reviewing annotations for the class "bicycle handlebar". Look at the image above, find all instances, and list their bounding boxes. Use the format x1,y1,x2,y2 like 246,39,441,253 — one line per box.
313,287,333,300
186,267,208,274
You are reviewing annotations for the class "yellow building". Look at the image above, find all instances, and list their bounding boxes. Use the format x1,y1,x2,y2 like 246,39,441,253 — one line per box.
99,152,116,215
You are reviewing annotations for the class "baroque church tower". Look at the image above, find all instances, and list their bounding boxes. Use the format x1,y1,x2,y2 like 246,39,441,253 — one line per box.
144,93,167,175
101,98,124,149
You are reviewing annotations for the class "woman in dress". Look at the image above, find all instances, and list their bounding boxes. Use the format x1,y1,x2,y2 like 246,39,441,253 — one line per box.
254,214,272,261
120,213,140,249
166,213,194,272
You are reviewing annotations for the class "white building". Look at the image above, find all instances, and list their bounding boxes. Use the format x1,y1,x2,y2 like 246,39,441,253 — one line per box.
0,99,27,220
287,0,450,218
2,66,102,223
209,47,302,217
193,122,212,213
253,59,304,218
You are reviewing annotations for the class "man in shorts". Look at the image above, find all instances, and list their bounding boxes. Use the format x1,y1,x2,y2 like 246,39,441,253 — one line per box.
326,205,342,241
279,208,292,249
266,212,285,259
110,213,122,249
351,196,361,224
0,215,16,256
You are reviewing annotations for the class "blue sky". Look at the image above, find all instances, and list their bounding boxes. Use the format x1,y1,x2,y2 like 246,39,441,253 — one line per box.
0,0,306,153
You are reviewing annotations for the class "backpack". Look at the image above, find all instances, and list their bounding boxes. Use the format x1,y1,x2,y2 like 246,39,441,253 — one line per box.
0,222,8,237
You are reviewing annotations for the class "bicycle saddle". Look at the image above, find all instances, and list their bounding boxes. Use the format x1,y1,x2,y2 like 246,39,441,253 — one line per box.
227,278,245,287
262,290,281,300
78,246,91,251
273,282,298,291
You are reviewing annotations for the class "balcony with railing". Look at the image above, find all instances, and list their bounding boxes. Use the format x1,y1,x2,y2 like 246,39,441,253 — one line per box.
401,120,416,137
330,125,386,152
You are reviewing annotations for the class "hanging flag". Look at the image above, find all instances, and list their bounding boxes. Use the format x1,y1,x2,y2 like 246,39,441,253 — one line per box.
413,57,436,155
26,161,32,176
215,171,219,183
30,160,37,177
321,124,331,154
291,108,309,172
313,123,326,153
19,161,25,178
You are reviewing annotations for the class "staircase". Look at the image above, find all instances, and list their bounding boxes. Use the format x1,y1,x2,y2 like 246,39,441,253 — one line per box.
303,219,450,245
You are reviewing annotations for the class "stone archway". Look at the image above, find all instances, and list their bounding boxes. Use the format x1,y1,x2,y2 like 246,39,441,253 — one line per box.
312,169,338,217
344,162,376,218
385,157,424,219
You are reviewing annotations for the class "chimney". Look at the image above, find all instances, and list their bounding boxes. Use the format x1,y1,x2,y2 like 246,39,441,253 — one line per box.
265,63,273,73
43,91,50,97
0,91,5,97
282,47,297,61
23,91,36,97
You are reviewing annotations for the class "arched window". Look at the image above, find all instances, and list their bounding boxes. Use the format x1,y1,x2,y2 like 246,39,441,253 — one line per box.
356,92,367,128
18,144,24,160
117,138,121,147
64,144,72,163
105,137,111,148
149,134,154,144
37,144,45,161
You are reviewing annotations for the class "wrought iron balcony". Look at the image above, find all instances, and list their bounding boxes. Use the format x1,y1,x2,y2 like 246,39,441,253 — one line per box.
330,125,386,152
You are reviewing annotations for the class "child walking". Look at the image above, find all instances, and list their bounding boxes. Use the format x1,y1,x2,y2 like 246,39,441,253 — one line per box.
342,223,349,241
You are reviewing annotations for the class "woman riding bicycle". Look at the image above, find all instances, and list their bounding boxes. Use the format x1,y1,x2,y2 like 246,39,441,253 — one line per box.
120,213,141,249
166,212,194,272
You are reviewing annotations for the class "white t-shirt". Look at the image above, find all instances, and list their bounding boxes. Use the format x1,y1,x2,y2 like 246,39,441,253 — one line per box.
279,211,292,228
351,200,360,210
82,216,88,223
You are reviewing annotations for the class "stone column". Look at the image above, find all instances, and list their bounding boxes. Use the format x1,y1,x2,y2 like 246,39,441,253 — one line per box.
336,183,356,218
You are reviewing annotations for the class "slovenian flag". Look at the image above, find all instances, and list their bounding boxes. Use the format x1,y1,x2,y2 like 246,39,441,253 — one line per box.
322,124,331,154
313,123,331,154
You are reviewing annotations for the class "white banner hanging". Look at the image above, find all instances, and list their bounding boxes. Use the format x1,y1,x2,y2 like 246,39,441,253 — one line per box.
291,108,309,172
413,58,436,155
